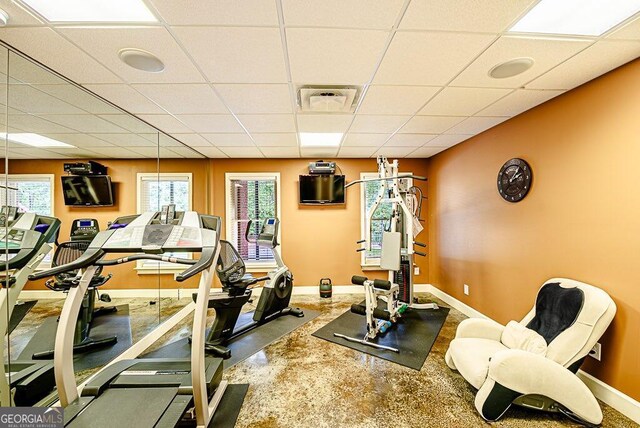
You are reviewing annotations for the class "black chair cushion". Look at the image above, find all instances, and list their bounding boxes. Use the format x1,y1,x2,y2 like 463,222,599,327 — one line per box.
526,282,584,344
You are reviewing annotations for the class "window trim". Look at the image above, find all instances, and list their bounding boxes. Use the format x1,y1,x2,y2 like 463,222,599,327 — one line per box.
359,171,411,268
225,172,281,270
2,174,55,270
135,172,193,274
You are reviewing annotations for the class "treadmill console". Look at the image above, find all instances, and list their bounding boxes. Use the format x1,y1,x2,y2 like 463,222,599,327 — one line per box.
102,223,208,253
70,218,100,242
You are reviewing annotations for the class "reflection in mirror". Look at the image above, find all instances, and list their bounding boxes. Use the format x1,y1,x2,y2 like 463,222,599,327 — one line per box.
1,46,189,402
1,44,11,407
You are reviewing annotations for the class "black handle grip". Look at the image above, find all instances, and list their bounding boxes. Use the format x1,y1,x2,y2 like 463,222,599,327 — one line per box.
356,239,366,244
244,220,255,244
414,250,427,257
414,241,427,247
28,249,104,281
351,275,368,285
356,248,366,252
373,279,392,290
176,246,215,282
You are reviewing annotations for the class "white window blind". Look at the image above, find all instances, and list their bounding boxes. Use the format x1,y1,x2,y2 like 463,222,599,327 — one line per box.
360,172,411,267
136,173,192,271
226,173,279,267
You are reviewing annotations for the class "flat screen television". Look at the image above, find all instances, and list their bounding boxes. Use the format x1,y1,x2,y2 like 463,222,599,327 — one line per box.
299,175,345,204
61,175,115,207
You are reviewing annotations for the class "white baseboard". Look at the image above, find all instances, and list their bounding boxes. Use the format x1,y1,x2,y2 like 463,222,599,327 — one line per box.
425,284,640,424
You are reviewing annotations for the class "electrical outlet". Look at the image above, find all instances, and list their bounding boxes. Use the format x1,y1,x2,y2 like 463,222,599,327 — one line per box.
414,266,420,275
463,284,470,295
589,343,602,361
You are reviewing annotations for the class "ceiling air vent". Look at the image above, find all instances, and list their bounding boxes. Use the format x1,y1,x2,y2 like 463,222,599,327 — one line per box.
298,86,360,113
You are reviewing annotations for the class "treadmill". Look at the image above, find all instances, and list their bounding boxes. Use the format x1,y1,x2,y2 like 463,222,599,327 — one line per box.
1,210,61,406
30,210,227,427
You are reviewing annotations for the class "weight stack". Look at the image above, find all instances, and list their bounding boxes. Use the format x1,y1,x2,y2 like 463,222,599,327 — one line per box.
394,257,411,303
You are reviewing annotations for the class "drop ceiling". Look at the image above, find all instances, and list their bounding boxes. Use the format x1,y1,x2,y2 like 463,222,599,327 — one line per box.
0,0,639,159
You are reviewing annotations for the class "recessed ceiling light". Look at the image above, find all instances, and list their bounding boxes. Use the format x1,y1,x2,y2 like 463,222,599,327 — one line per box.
489,57,534,79
119,49,165,73
510,0,640,36
21,0,156,23
0,9,9,26
299,133,343,147
8,133,75,148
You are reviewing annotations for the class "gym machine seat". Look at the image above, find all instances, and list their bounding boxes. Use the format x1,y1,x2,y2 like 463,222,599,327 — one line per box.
445,278,616,426
33,241,117,359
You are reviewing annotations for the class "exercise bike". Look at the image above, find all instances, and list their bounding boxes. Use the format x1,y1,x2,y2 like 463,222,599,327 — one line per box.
197,217,303,359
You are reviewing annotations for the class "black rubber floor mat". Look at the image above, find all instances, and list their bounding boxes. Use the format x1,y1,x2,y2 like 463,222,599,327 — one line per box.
9,300,37,334
312,303,449,370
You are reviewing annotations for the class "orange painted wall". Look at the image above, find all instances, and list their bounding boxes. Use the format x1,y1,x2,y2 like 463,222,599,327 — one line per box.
426,59,640,399
8,157,429,290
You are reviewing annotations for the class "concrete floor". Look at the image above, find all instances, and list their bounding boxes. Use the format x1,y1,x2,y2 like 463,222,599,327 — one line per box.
5,293,636,427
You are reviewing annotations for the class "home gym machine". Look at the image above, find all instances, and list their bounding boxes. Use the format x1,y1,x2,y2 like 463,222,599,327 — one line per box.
199,217,303,359
29,210,227,427
334,156,434,352
1,209,61,405
32,218,118,359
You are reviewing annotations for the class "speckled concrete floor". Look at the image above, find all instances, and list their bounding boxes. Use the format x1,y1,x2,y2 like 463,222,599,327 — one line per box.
5,294,637,427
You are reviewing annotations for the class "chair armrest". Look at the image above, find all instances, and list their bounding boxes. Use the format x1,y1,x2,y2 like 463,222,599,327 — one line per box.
477,349,602,425
455,318,505,341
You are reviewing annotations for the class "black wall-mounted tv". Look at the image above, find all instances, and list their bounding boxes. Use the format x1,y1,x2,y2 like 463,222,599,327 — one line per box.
299,175,345,205
61,175,115,207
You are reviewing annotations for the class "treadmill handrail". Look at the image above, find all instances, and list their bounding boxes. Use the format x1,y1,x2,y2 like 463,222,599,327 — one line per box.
96,254,198,266
176,246,216,282
28,248,105,281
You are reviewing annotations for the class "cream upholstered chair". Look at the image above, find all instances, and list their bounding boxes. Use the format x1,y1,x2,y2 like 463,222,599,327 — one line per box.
445,278,616,426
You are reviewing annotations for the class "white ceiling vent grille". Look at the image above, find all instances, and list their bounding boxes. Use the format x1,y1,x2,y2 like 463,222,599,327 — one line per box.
298,86,360,113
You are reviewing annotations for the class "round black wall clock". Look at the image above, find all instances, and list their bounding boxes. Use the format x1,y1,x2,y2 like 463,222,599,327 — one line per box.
497,158,532,203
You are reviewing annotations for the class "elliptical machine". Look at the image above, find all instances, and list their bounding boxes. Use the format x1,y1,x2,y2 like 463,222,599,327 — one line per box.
199,217,303,359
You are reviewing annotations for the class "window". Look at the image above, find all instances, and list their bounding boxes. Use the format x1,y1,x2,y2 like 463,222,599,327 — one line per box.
0,174,55,268
136,173,192,272
360,172,411,267
225,173,280,268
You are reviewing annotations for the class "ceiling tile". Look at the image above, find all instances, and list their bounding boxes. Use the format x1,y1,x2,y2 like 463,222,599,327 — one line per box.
84,84,166,114
214,84,292,114
374,146,416,157
219,146,264,158
174,27,287,83
420,87,512,116
385,134,436,147
0,1,44,26
8,85,86,114
338,146,379,158
195,146,228,158
527,40,640,90
399,115,465,133
350,115,410,133
300,147,339,158
424,134,471,148
0,28,122,83
57,26,204,84
7,113,77,133
92,147,145,158
358,86,440,115
98,114,157,133
92,133,157,147
451,36,592,88
608,16,640,40
38,133,115,148
297,114,353,133
286,28,389,84
374,32,495,85
32,84,121,115
202,133,254,147
7,54,67,85
6,148,70,159
137,114,193,133
260,147,300,158
406,146,448,158
445,116,509,135
478,89,564,116
175,114,244,133
130,147,182,158
168,146,204,158
282,0,404,29
342,133,389,147
172,133,212,147
400,0,534,32
252,133,298,147
133,84,228,114
150,0,278,26
237,114,296,133
37,114,127,133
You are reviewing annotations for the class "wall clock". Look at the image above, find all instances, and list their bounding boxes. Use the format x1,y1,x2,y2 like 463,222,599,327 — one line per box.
497,158,532,203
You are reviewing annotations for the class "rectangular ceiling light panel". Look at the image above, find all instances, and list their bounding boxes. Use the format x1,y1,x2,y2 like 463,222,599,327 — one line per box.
299,132,343,147
21,0,157,22
511,0,640,36
8,133,75,148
